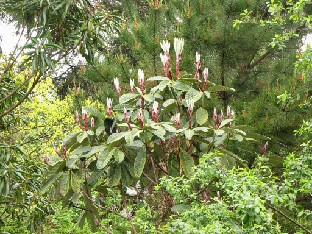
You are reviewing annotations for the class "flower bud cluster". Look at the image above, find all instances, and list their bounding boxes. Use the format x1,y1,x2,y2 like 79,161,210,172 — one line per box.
76,110,94,131
213,106,232,129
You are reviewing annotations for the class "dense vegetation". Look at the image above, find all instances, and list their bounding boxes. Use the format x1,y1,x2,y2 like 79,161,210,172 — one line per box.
0,0,311,233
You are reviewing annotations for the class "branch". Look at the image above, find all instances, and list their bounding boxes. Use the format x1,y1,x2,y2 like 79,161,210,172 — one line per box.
0,74,33,103
0,74,41,118
247,50,271,70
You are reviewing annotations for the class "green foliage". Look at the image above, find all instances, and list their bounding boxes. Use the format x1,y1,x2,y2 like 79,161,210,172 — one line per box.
42,39,265,231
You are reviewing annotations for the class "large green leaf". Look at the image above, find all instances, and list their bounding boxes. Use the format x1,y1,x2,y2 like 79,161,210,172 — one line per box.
77,132,88,143
41,171,63,194
150,80,171,93
185,88,203,103
195,108,208,125
180,150,194,178
96,148,114,169
134,148,146,178
107,165,121,187
146,76,170,81
107,132,128,144
219,119,233,128
163,99,176,107
172,81,192,91
59,172,70,197
119,93,140,104
83,145,106,158
63,132,80,150
184,129,194,140
114,148,125,163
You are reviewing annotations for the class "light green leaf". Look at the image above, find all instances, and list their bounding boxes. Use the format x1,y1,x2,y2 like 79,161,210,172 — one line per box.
134,148,146,178
234,134,244,142
114,149,125,163
184,129,194,140
83,145,106,158
119,93,140,104
143,93,154,102
196,108,208,125
63,132,80,149
172,81,192,91
77,132,88,143
214,129,225,136
96,148,114,169
96,125,105,136
150,80,171,93
163,99,175,107
193,127,210,132
59,173,69,197
107,132,128,144
204,91,211,99
162,123,177,133
219,119,233,128
146,76,170,81
185,88,203,103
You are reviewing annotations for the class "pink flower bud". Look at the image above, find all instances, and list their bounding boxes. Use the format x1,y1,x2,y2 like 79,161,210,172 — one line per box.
186,99,194,114
138,69,145,93
194,52,202,80
130,79,135,93
219,110,224,123
152,101,159,123
203,68,208,89
124,107,132,130
91,117,95,128
213,107,218,128
260,141,269,156
114,77,121,96
160,40,170,53
227,106,231,119
195,52,200,63
82,111,88,131
171,113,181,129
137,108,144,129
107,98,113,117
75,110,80,126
